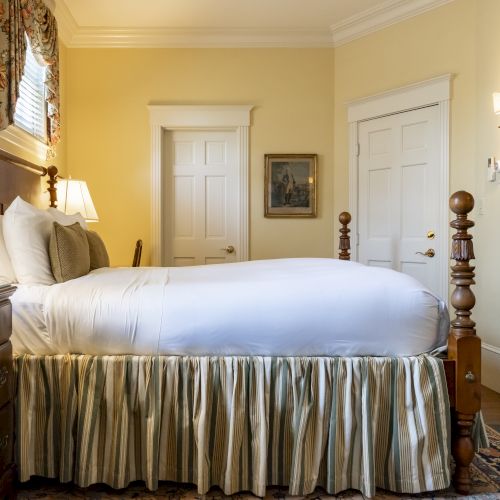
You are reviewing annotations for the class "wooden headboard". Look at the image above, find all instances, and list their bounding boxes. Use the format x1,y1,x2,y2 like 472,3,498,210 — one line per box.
0,150,59,214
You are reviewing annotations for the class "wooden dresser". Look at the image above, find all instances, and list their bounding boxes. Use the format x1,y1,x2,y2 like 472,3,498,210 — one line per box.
0,286,15,498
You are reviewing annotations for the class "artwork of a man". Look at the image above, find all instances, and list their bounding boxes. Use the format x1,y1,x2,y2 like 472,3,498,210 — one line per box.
282,167,296,205
266,155,317,217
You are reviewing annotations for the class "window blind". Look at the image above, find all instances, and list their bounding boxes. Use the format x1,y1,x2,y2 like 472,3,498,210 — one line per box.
14,38,47,142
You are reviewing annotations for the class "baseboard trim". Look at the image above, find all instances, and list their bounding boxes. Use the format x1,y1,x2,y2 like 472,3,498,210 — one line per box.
482,344,500,394
483,343,500,356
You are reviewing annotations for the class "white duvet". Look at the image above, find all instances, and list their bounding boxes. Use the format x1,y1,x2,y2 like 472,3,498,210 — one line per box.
11,258,449,356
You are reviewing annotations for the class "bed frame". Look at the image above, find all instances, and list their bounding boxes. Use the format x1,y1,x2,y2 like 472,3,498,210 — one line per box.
0,150,58,214
338,194,481,495
1,151,481,495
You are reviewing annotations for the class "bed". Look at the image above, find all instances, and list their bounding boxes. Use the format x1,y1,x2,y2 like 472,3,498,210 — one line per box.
0,153,483,497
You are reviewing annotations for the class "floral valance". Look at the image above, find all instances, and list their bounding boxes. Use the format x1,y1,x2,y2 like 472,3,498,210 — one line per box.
0,0,60,156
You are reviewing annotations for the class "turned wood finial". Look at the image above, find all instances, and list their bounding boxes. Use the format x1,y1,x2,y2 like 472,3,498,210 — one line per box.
448,190,480,495
449,191,475,335
42,165,59,208
338,211,351,261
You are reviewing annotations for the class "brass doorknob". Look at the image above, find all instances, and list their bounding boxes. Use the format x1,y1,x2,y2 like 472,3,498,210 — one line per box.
415,249,435,258
222,245,235,254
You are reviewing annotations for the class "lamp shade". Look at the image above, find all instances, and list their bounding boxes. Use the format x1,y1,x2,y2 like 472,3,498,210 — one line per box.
57,179,99,222
493,93,500,115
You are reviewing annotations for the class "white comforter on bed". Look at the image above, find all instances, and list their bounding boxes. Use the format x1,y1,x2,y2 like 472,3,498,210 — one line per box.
11,258,449,356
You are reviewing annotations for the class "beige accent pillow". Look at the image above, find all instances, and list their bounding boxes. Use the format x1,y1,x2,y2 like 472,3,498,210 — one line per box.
86,230,110,270
49,222,90,283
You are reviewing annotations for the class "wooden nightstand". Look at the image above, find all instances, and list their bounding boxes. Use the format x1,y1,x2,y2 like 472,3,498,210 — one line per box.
0,286,15,499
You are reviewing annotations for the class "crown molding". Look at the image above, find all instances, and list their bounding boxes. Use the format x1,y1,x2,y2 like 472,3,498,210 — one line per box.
54,0,455,49
71,27,334,48
54,0,79,46
55,24,333,48
330,0,456,47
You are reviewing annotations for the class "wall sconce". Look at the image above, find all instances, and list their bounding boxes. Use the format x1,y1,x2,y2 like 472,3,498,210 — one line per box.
488,93,500,182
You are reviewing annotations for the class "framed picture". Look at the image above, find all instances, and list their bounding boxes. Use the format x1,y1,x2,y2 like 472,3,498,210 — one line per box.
264,154,317,217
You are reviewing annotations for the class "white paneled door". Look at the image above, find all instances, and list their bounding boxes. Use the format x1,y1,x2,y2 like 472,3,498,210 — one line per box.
358,105,444,297
164,130,239,266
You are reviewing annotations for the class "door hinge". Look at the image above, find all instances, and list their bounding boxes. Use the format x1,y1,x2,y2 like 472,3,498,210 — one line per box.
356,143,360,157
356,233,360,246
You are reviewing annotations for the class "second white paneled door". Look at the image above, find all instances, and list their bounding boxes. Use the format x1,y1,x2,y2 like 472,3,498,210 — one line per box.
164,129,239,266
358,105,443,297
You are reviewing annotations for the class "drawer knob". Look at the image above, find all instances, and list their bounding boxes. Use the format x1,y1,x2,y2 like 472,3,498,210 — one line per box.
0,367,8,386
0,435,9,449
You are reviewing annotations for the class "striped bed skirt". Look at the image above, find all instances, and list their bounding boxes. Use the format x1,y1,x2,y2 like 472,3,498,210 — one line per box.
14,354,451,497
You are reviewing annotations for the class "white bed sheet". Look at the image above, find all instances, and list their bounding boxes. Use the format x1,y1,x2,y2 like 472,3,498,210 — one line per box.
11,258,449,356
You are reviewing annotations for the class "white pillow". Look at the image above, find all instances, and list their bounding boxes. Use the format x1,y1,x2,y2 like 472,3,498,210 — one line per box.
47,207,88,230
0,216,16,285
3,197,56,285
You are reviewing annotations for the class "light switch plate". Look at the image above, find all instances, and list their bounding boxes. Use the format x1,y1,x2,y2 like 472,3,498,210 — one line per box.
488,157,500,182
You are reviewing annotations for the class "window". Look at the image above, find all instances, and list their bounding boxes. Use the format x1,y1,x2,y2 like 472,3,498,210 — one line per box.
13,37,47,142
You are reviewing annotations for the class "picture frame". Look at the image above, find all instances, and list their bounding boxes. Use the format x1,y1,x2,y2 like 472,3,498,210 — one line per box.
264,154,317,218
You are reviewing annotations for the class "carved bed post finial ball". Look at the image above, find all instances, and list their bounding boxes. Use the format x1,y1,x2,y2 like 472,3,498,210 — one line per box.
450,191,474,215
47,165,58,178
339,211,351,226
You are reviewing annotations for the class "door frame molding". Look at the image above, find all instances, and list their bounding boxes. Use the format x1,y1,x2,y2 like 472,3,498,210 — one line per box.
148,105,253,266
347,74,452,299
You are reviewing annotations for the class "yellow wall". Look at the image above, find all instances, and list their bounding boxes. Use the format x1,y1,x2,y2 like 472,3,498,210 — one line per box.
333,0,500,391
473,0,500,392
66,49,335,265
333,0,476,225
64,0,500,388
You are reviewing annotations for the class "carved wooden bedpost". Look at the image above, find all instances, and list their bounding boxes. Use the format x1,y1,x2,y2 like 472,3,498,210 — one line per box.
338,212,351,261
42,165,59,208
448,191,481,495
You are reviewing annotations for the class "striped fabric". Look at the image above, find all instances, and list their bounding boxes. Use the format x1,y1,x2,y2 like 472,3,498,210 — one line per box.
14,354,451,497
473,412,490,450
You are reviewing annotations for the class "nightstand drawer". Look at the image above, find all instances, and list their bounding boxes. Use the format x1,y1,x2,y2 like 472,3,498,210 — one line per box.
0,302,11,346
0,343,12,409
0,403,13,474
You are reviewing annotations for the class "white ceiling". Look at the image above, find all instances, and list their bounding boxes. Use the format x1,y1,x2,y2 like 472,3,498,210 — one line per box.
61,0,384,29
54,0,455,48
